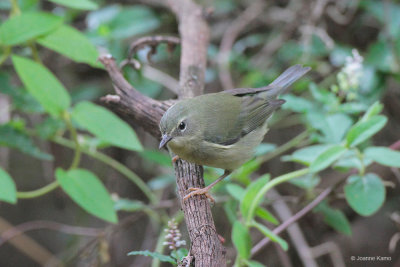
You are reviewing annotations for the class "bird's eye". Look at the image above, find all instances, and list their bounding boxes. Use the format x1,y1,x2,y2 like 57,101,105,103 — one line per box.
178,121,186,131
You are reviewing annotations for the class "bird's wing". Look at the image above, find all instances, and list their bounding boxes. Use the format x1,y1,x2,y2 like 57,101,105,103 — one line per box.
203,95,285,146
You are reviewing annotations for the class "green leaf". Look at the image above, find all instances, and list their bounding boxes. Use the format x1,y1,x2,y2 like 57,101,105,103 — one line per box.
0,124,53,160
254,143,276,157
240,175,270,222
344,173,385,216
289,173,320,189
0,12,62,45
251,221,288,251
35,117,65,139
56,168,118,223
232,221,251,260
233,159,261,184
283,144,332,165
361,101,383,122
310,145,347,173
226,183,245,201
346,115,387,147
47,0,98,10
333,150,372,172
71,101,143,151
12,55,71,117
314,201,351,235
281,94,314,113
364,146,400,168
0,72,43,113
0,168,17,204
139,150,171,167
107,7,160,39
127,250,175,264
255,207,279,225
37,25,100,67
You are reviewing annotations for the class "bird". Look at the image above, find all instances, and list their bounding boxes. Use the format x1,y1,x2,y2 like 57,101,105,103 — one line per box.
159,65,311,201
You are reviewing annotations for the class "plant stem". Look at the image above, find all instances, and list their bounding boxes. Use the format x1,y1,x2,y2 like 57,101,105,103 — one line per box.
10,0,21,15
17,180,59,199
259,130,309,163
53,136,157,204
63,112,81,170
246,168,309,224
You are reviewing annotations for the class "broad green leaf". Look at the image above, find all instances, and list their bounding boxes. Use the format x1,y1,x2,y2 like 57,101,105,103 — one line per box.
310,145,347,173
232,221,251,260
37,25,100,67
364,146,400,168
333,150,372,172
0,168,17,204
71,101,143,151
314,202,351,235
283,144,332,165
12,55,71,116
251,221,288,251
107,7,160,39
0,72,43,113
240,175,270,221
139,150,171,167
0,124,53,160
56,168,117,223
0,12,62,45
48,0,98,10
127,250,175,264
344,173,385,216
281,94,314,113
254,143,276,157
289,173,320,189
255,207,279,225
35,117,65,139
233,159,261,185
226,183,245,201
361,101,383,122
346,115,387,147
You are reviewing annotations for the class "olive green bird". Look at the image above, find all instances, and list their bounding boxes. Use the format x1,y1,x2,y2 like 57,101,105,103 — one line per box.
159,65,311,201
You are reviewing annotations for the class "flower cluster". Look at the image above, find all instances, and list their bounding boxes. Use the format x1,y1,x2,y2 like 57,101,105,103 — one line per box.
163,219,186,250
331,49,364,101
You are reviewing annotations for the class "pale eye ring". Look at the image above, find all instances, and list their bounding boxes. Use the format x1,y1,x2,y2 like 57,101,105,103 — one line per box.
178,121,186,131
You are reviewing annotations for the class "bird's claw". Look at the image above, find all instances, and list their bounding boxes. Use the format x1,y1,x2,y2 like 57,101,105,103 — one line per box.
183,187,215,203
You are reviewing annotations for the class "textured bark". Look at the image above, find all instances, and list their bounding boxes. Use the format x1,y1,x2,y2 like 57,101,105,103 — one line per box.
100,0,226,266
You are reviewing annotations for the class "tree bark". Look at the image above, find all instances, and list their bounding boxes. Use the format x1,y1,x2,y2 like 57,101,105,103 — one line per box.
100,0,226,266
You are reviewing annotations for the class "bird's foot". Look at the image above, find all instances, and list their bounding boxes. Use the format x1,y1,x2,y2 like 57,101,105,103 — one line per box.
172,155,180,163
183,187,215,203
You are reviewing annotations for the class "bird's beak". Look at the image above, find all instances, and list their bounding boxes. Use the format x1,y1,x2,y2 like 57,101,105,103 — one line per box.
159,134,172,149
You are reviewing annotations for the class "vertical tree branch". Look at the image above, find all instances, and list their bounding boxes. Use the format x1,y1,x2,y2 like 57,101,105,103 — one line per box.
166,0,227,266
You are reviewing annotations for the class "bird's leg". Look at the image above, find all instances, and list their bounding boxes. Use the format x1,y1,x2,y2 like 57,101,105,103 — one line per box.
183,170,232,202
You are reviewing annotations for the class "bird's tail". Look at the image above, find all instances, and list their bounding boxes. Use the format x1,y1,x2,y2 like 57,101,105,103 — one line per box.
261,65,311,99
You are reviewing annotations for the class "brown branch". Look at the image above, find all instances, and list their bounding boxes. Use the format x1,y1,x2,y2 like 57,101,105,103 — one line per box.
99,55,171,138
100,1,226,265
166,0,227,266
